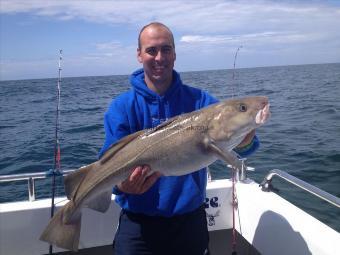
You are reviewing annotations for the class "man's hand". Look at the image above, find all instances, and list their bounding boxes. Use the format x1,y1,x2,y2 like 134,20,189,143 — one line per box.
117,165,162,194
236,129,255,148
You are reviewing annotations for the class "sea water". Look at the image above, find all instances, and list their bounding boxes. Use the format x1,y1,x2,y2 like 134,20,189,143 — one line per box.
1,63,339,231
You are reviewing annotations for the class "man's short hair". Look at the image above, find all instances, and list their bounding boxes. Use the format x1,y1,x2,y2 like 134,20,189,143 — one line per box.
138,22,175,50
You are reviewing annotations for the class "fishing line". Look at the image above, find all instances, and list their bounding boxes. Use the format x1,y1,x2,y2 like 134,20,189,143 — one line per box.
48,49,63,255
231,167,238,255
54,198,68,205
237,198,243,236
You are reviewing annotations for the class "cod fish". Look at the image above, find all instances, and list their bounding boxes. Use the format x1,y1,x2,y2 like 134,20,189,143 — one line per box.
40,96,270,251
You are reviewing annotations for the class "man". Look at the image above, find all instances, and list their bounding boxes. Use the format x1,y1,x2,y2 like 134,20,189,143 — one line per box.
99,22,259,255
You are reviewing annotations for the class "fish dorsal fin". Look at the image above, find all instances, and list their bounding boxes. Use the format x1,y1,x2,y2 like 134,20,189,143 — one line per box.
64,163,95,200
99,129,146,164
100,117,182,165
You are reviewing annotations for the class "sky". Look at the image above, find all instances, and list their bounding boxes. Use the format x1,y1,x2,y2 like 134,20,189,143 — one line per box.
1,0,340,80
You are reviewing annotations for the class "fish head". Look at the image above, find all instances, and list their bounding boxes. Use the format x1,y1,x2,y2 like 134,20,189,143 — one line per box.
207,96,270,149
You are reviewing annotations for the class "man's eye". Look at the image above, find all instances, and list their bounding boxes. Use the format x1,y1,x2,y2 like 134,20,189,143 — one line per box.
161,47,172,54
146,48,157,55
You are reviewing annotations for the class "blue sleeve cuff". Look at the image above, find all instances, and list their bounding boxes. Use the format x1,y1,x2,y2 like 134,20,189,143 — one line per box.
234,135,260,158
112,185,123,195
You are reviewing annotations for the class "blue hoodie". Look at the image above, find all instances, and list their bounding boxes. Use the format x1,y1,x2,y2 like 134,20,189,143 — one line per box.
99,69,259,217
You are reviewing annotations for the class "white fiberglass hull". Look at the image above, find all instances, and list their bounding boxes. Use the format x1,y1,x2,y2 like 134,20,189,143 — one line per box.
0,179,339,255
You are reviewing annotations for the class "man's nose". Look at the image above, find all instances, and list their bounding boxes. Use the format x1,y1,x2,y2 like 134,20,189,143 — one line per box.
155,50,163,61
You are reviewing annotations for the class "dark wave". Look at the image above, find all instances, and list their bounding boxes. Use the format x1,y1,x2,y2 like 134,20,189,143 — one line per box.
246,89,276,95
64,124,102,134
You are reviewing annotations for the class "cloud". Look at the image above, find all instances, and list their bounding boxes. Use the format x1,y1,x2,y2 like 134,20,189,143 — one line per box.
2,1,340,41
178,30,330,50
180,32,298,43
1,0,340,79
90,41,137,63
2,1,340,46
1,1,174,26
2,1,339,32
95,41,125,51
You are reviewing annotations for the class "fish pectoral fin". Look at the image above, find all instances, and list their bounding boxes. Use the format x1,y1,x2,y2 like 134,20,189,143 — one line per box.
86,190,112,213
204,137,242,171
64,163,95,200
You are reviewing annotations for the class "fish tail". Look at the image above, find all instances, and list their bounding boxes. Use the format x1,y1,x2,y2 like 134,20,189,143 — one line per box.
40,201,81,251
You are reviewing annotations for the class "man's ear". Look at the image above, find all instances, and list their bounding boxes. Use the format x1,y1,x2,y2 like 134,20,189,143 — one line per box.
137,48,142,63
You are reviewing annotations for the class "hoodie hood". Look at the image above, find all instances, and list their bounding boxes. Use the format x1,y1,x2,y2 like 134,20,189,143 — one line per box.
130,68,181,100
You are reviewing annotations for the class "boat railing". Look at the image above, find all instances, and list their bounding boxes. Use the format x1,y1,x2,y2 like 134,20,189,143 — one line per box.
2,167,339,209
0,169,76,202
260,169,340,208
2,160,251,202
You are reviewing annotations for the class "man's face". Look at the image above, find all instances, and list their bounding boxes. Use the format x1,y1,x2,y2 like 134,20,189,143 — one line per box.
137,26,176,89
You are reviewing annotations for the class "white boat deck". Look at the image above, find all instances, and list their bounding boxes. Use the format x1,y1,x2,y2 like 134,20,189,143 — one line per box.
1,179,339,255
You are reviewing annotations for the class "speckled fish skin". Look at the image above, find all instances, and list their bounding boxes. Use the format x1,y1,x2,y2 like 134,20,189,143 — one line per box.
40,96,270,251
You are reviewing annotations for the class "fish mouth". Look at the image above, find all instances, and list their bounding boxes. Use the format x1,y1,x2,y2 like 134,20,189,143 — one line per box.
255,103,270,125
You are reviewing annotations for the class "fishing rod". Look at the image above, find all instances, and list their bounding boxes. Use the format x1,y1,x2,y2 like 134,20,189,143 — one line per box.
231,45,243,98
231,45,242,255
49,49,63,255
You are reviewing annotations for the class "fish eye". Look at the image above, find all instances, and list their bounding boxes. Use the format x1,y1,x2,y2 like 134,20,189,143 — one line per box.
239,103,247,112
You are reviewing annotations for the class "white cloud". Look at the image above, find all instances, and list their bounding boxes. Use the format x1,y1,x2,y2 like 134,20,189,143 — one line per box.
1,0,340,79
2,1,339,35
2,1,339,32
180,32,297,43
2,1,340,46
179,31,329,48
90,41,137,64
95,41,125,51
